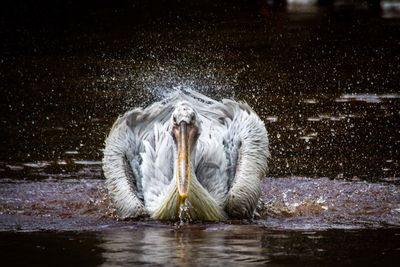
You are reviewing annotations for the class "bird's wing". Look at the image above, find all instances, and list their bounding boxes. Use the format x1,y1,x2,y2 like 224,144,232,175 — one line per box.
221,99,270,218
103,101,175,219
194,131,230,206
103,111,147,219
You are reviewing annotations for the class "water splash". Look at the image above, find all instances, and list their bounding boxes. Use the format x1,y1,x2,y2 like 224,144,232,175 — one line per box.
1,177,399,231
178,198,193,225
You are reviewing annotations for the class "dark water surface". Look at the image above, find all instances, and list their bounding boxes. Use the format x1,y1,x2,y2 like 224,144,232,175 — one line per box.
1,0,400,266
1,227,400,266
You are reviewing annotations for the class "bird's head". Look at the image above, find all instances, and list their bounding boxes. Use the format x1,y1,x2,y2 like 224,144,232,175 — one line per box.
171,102,200,203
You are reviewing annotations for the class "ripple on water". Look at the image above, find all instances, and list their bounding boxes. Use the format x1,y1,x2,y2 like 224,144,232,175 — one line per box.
0,160,103,180
0,177,399,231
258,177,400,229
335,93,400,103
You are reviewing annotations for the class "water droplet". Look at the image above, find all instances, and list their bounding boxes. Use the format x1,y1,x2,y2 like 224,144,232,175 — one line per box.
178,198,192,224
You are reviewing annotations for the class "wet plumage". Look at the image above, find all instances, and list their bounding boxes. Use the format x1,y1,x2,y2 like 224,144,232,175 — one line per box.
102,90,269,221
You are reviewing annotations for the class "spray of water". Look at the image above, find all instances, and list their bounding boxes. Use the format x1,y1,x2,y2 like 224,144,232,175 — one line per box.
178,198,193,225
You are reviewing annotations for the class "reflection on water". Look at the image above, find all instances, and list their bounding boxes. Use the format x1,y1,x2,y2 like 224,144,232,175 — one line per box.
100,227,271,266
100,227,262,266
1,226,399,266
101,226,400,266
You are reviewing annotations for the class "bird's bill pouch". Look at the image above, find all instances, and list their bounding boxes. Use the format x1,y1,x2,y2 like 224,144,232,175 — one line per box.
172,121,198,203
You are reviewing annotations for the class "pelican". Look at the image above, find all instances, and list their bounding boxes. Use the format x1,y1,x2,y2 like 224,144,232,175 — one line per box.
102,90,269,221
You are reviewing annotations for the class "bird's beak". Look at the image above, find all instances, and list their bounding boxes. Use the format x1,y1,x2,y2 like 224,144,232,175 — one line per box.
173,121,197,202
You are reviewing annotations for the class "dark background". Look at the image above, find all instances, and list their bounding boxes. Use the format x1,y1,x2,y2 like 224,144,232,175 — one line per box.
1,0,399,181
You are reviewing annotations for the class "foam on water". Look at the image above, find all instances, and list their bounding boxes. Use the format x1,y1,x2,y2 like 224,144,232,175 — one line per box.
0,176,398,231
178,199,193,225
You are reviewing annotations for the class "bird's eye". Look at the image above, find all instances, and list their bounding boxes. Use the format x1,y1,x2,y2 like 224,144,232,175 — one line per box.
190,114,195,123
173,117,177,125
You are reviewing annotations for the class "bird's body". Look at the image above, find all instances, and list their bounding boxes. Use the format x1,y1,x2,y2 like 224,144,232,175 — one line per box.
102,90,269,221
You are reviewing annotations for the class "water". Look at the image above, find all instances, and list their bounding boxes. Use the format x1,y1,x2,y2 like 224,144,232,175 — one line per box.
1,0,400,266
1,227,400,267
179,199,193,224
